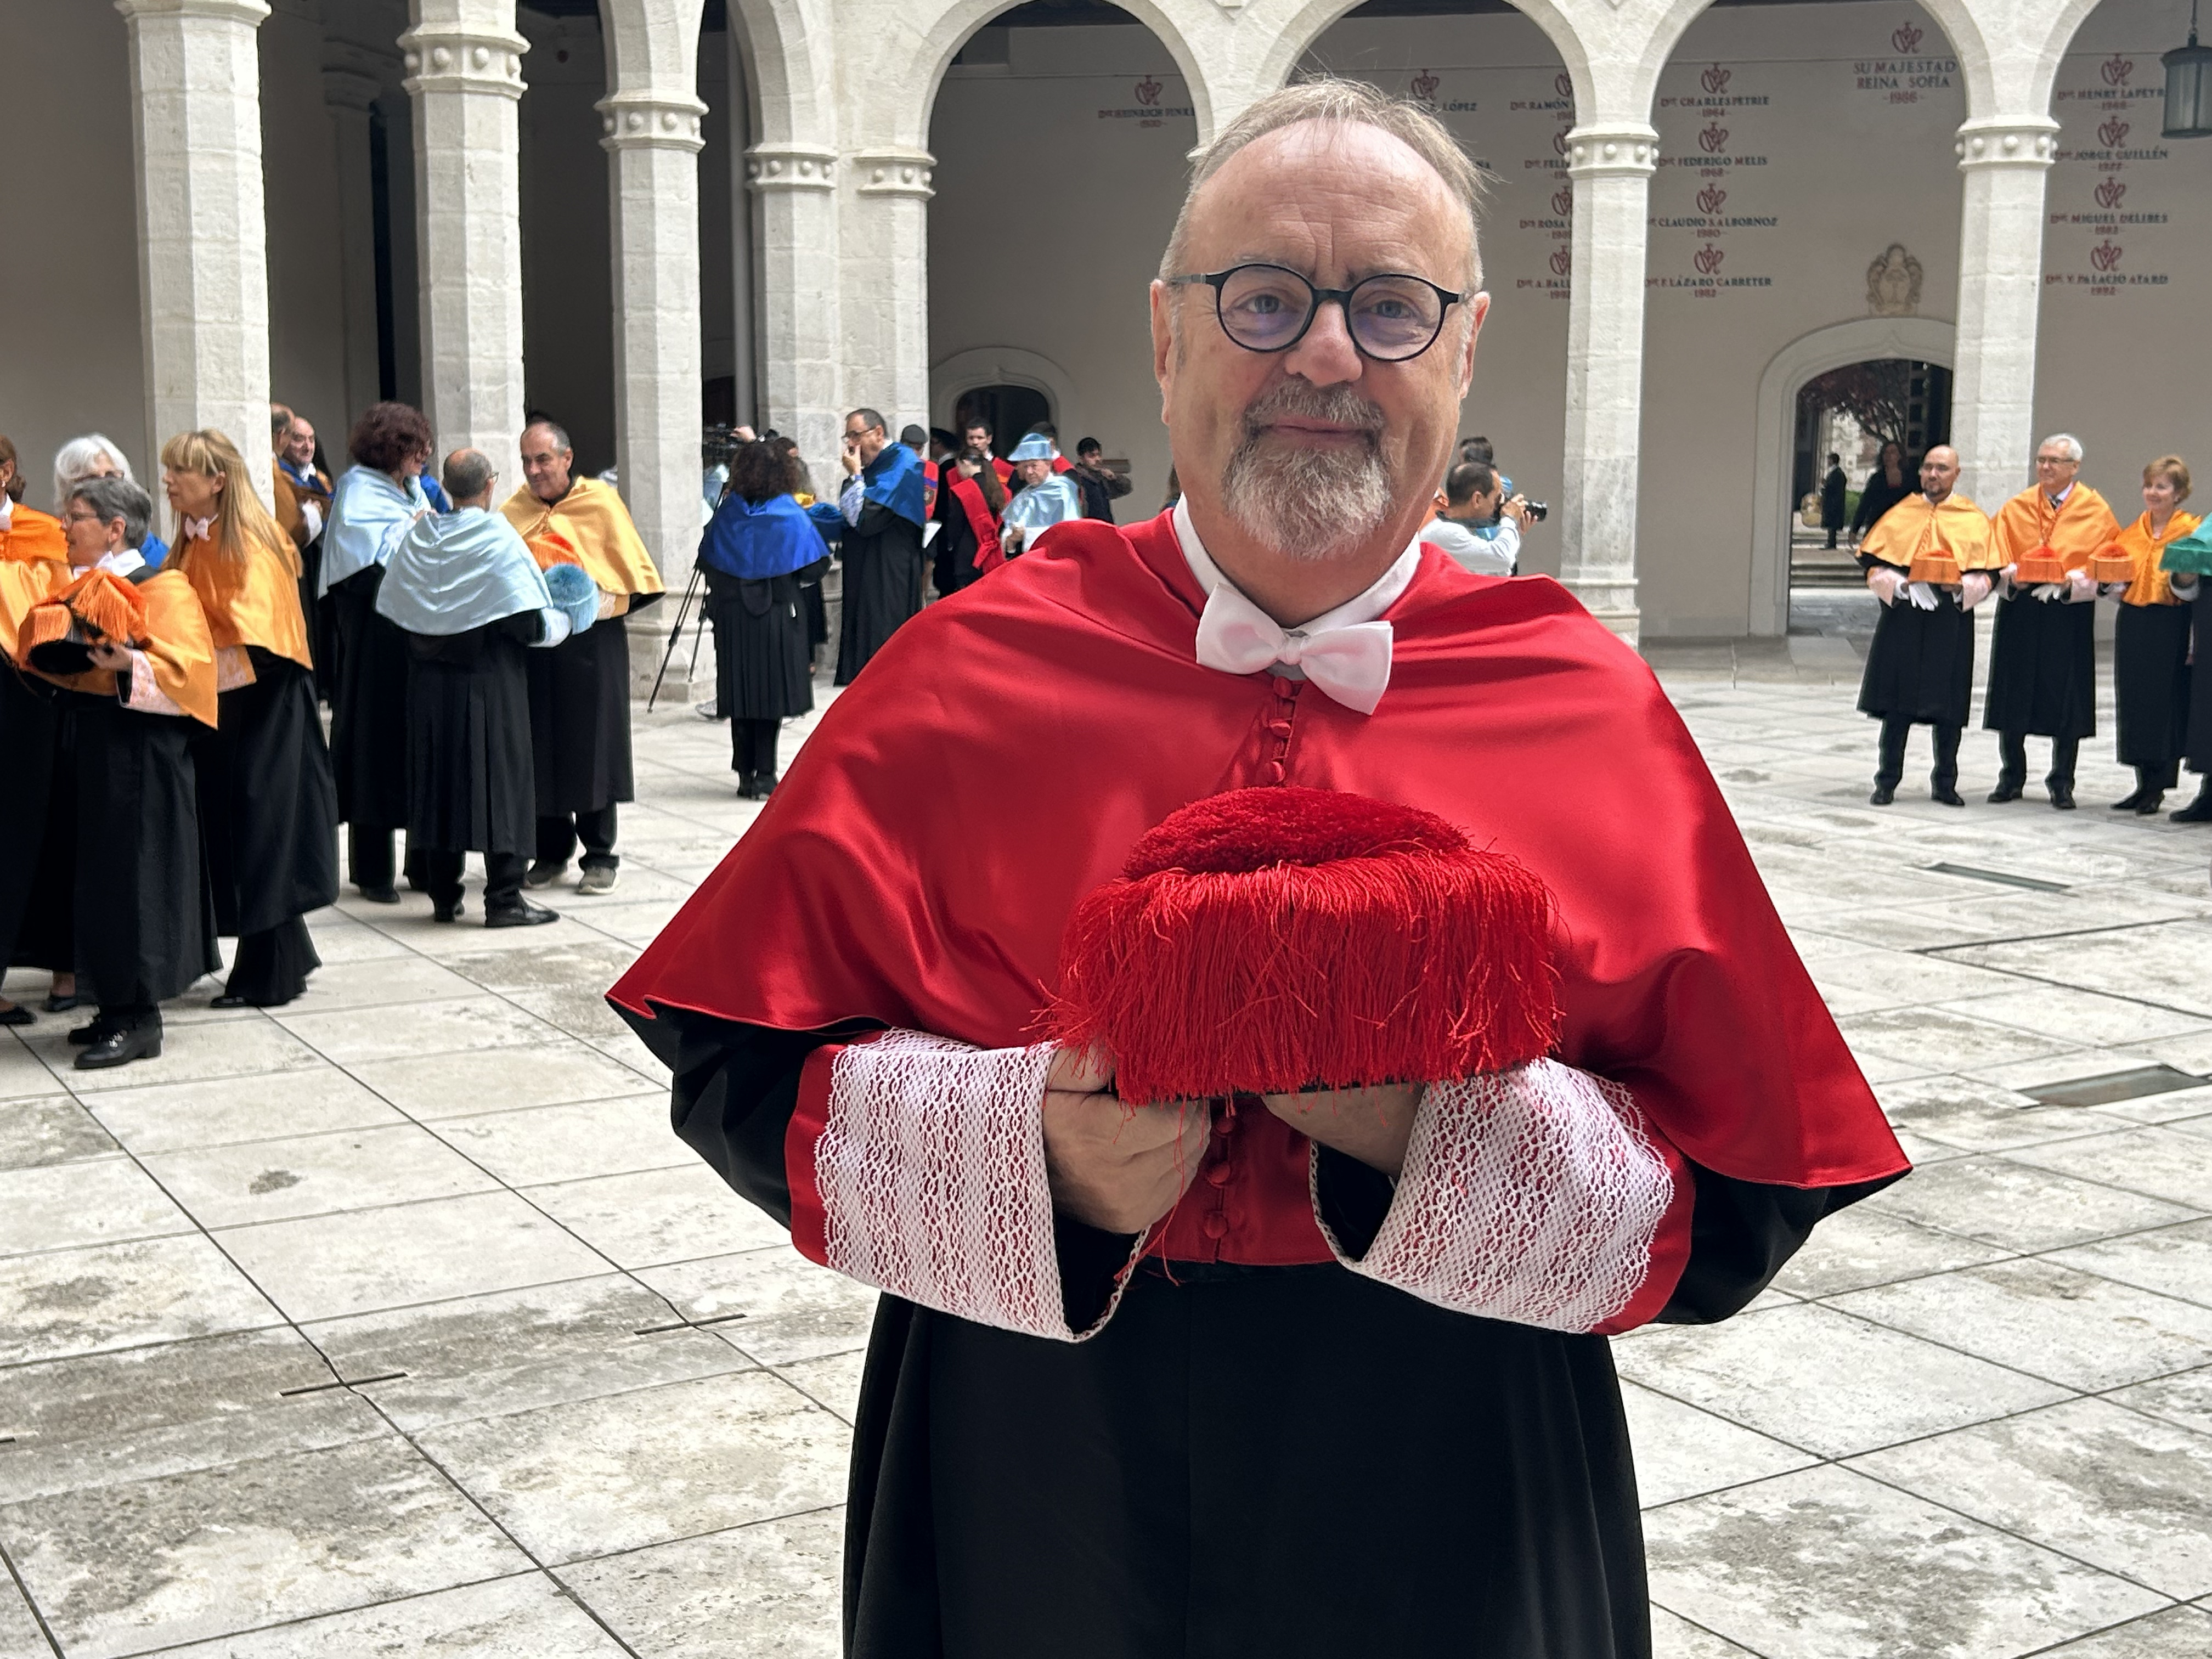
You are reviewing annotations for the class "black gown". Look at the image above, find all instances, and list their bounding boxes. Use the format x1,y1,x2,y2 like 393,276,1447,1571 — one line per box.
0,666,74,974
405,613,541,856
835,502,926,685
1856,566,1974,726
630,1009,1891,1659
2186,595,2212,776
706,567,814,723
526,595,656,818
2114,602,2191,768
1984,590,2097,738
67,685,220,1009
328,565,413,831
191,647,338,1003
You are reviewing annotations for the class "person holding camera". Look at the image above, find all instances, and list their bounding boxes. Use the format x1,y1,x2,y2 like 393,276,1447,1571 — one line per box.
1422,458,1529,575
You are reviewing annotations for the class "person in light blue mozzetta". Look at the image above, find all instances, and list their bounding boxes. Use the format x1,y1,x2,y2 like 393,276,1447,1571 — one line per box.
320,401,436,902
996,431,1084,562
698,439,822,798
376,447,595,927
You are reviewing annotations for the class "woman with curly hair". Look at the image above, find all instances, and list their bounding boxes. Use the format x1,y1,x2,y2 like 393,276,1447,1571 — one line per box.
697,440,819,797
161,428,339,1006
321,401,434,900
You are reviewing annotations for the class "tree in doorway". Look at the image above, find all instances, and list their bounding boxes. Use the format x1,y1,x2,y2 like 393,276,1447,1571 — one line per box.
1798,360,1916,456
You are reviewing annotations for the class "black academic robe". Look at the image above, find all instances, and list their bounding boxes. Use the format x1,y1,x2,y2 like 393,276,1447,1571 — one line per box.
527,594,654,817
2187,597,2212,775
637,1011,1882,1659
0,665,73,972
191,647,340,938
405,614,541,856
706,567,814,724
1983,591,2098,738
835,501,926,686
1856,575,1975,727
328,565,413,829
2115,603,2191,768
67,686,219,1009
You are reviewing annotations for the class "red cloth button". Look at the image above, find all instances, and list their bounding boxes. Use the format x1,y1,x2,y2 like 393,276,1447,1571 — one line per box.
1266,760,1287,783
1268,719,1293,737
1201,1212,1231,1239
1204,1158,1233,1187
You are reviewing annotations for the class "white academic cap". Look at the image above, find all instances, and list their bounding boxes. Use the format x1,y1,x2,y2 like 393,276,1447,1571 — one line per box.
1008,433,1057,463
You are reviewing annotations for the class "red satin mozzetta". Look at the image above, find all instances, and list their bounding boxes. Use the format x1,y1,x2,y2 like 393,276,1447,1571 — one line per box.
612,509,1906,1271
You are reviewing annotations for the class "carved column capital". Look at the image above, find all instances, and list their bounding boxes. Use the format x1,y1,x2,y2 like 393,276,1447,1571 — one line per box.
853,147,935,199
747,143,839,194
1565,124,1658,178
1954,119,2059,171
399,24,528,100
598,92,708,153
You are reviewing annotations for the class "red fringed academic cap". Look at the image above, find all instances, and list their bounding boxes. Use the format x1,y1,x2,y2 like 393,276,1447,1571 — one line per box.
612,510,1906,1193
1050,786,1559,1103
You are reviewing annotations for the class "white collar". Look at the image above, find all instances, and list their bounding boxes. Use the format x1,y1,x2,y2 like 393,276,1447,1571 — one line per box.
1171,496,1421,635
74,548,147,578
0,495,12,530
2047,481,2075,509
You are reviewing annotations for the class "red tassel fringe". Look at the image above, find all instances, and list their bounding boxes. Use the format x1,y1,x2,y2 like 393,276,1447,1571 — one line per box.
1048,788,1560,1103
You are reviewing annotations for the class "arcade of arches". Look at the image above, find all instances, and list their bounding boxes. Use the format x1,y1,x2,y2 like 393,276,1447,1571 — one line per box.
5,0,2205,647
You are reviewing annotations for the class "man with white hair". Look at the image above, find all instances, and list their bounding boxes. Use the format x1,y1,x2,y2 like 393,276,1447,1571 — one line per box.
52,435,167,569
996,430,1083,558
611,80,1902,1654
1983,432,2119,808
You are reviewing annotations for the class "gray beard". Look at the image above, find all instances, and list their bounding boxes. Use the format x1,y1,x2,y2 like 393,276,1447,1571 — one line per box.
1220,433,1394,563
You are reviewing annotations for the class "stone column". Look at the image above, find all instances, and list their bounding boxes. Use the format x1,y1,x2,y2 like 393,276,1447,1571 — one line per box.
848,148,935,435
116,0,275,503
725,26,758,428
1949,118,2058,512
398,5,528,461
602,89,710,702
746,142,843,474
1557,122,1657,645
321,53,386,424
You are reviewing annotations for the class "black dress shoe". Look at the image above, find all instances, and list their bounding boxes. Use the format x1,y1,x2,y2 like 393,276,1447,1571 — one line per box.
485,899,559,929
2136,793,2166,816
76,1023,161,1070
1932,786,1966,806
1869,784,1895,805
0,1005,32,1026
2110,789,2146,811
69,1018,113,1046
2050,786,2076,810
357,885,400,905
432,898,465,924
43,992,84,1013
210,994,252,1009
1988,783,2024,803
2172,793,2212,822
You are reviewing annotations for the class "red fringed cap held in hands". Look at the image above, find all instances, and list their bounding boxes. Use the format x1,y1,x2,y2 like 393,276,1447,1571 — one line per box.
1048,786,1560,1104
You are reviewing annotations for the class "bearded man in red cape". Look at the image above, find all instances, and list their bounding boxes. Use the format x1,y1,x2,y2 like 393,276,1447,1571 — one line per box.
612,79,1906,1659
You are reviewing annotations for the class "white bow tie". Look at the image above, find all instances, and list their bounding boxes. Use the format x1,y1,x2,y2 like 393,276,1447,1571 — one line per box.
1194,580,1393,715
183,516,215,543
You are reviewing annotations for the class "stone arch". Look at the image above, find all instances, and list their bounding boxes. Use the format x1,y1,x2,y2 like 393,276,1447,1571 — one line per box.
2018,0,2125,114
1640,0,2000,121
930,345,1081,438
1746,316,1956,636
1258,0,1598,121
725,0,834,147
856,0,1221,151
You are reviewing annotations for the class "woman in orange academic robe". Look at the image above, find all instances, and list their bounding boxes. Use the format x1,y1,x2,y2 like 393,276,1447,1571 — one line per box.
2106,456,2200,815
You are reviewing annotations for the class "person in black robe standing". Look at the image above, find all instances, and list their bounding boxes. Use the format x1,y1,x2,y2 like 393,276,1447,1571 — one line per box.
1819,451,1848,549
379,449,584,928
698,440,819,799
0,443,76,1025
321,403,436,901
1849,441,1914,545
162,429,339,1008
827,408,926,685
2104,457,2199,815
36,475,221,1068
500,421,665,896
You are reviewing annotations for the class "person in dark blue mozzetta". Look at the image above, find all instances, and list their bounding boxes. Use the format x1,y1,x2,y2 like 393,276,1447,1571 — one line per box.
828,406,927,685
699,440,822,799
376,448,596,927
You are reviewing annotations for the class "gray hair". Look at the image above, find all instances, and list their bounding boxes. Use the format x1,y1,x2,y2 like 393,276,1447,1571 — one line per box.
1160,79,1486,290
53,433,134,510
2039,432,2085,463
67,473,154,551
443,448,496,503
523,420,572,455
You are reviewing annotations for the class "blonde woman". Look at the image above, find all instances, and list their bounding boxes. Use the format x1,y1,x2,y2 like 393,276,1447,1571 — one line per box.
2106,456,2199,813
161,430,339,1005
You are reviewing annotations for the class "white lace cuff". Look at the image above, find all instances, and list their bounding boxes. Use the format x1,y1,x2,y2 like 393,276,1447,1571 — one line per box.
1316,1059,1683,1333
789,1032,1138,1342
213,644,255,691
123,651,188,715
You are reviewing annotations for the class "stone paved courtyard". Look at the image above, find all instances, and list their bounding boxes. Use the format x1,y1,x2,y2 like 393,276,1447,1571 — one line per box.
4,608,2212,1657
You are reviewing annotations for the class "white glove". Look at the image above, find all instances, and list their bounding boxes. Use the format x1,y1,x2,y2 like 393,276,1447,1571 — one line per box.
2170,575,2200,600
2034,584,2065,602
300,500,323,540
1869,567,1904,606
2098,582,2130,600
2066,572,2098,604
1961,572,1994,610
1907,581,1939,611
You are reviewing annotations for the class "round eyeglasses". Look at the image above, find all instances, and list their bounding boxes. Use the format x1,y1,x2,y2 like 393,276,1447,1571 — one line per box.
1165,263,1464,363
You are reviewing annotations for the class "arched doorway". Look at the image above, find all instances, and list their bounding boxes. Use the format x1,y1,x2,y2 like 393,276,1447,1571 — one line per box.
955,383,1052,454
1788,357,1953,586
927,3,1199,514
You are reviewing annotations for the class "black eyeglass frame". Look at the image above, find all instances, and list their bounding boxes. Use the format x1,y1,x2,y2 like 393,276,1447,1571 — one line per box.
1164,263,1466,363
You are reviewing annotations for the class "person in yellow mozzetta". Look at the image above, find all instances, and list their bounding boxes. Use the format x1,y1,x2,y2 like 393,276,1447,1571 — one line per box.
2104,456,2200,816
499,421,664,895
